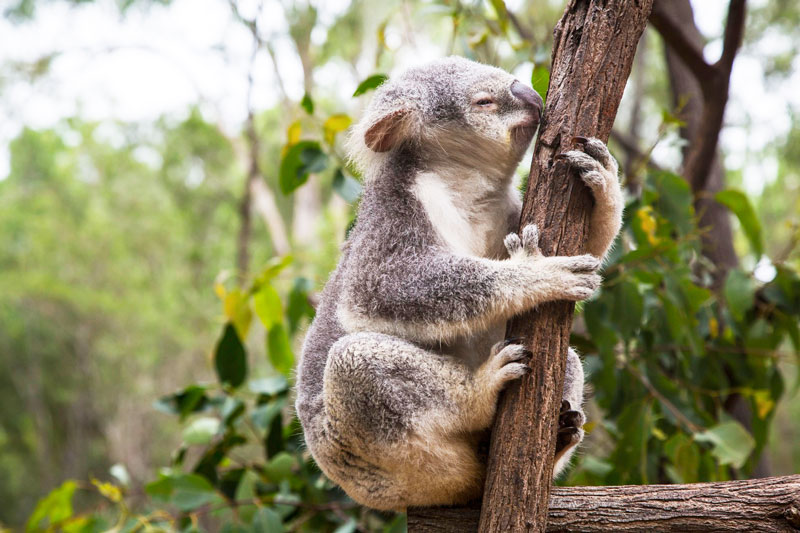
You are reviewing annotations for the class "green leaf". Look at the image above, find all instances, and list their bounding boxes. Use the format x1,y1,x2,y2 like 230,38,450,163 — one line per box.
252,255,293,291
610,279,643,338
724,269,756,322
300,93,314,114
267,323,294,376
334,519,357,533
252,508,285,533
716,189,763,257
154,384,209,420
214,323,248,388
651,170,693,236
695,421,755,468
253,283,283,331
323,114,352,145
264,452,296,482
279,141,328,195
249,375,289,396
171,474,218,511
26,480,78,532
531,65,549,103
183,417,220,445
251,400,284,433
287,277,315,334
332,168,362,202
353,74,388,96
223,288,252,340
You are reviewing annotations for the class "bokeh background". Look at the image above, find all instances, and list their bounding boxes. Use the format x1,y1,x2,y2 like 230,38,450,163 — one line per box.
2,0,799,531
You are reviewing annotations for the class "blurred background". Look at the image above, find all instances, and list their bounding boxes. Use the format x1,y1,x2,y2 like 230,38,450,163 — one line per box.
1,0,799,531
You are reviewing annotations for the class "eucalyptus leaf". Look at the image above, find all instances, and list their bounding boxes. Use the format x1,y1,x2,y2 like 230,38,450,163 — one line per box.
695,421,755,468
214,323,247,389
353,73,388,96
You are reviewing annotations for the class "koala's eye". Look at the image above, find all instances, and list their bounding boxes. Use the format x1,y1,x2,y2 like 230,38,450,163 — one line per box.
472,93,495,108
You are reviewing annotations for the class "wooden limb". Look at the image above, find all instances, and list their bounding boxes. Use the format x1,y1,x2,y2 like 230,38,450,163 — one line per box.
473,1,653,532
649,2,715,84
409,475,800,532
650,0,747,194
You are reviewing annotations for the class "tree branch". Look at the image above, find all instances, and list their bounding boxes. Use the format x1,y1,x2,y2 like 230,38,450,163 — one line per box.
650,0,747,194
409,475,800,532
649,3,715,85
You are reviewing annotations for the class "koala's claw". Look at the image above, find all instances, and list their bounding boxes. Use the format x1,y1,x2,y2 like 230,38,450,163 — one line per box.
555,427,582,456
556,137,619,196
485,342,532,387
570,136,615,171
555,400,585,457
504,224,541,257
521,224,540,253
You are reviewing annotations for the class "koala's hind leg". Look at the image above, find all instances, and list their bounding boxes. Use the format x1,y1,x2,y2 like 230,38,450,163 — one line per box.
554,348,586,476
319,332,529,510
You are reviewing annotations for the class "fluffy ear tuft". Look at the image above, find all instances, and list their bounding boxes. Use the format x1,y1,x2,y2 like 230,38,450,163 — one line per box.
364,109,411,152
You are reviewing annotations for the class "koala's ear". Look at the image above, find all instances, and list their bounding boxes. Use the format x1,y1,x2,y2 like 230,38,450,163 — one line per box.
364,109,411,152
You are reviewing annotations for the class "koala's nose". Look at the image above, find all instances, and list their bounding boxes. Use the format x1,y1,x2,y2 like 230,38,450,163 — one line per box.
510,80,543,111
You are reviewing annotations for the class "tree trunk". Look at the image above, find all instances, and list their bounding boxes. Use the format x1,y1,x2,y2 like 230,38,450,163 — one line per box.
409,475,800,532
473,1,653,532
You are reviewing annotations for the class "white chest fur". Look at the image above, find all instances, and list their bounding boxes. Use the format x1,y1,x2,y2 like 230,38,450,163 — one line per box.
411,170,520,259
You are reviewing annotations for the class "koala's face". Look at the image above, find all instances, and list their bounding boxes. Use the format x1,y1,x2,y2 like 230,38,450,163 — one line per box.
351,57,543,177
459,69,543,159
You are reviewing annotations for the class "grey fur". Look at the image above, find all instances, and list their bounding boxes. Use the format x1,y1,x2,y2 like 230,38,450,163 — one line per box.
295,57,624,511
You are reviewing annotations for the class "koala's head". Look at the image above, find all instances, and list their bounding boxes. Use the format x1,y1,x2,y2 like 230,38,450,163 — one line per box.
348,56,543,179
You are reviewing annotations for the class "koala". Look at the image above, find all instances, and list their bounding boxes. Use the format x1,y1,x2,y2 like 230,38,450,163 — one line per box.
295,56,623,511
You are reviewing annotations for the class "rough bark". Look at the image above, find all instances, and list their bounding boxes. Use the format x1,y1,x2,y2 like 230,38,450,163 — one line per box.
409,475,800,532
473,2,653,532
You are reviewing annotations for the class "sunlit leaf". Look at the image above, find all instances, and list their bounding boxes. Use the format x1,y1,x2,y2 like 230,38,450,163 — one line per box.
531,65,549,103
26,480,77,532
695,421,755,468
91,479,122,503
279,141,327,194
353,74,388,96
323,114,352,145
253,283,283,331
214,323,247,388
223,288,252,340
267,323,294,376
183,417,220,445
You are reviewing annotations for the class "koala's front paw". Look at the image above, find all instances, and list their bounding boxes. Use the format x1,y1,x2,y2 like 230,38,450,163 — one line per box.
545,254,602,301
482,339,532,389
555,136,620,197
555,400,585,459
504,224,541,258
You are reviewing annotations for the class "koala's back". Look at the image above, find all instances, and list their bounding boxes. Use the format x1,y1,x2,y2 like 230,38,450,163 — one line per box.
295,149,436,438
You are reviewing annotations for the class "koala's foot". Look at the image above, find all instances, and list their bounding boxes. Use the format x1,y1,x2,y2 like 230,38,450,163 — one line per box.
482,339,531,388
555,400,585,457
555,137,624,260
555,136,619,193
505,224,602,302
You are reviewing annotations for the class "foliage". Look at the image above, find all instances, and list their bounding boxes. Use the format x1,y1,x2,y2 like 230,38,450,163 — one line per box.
569,169,798,486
